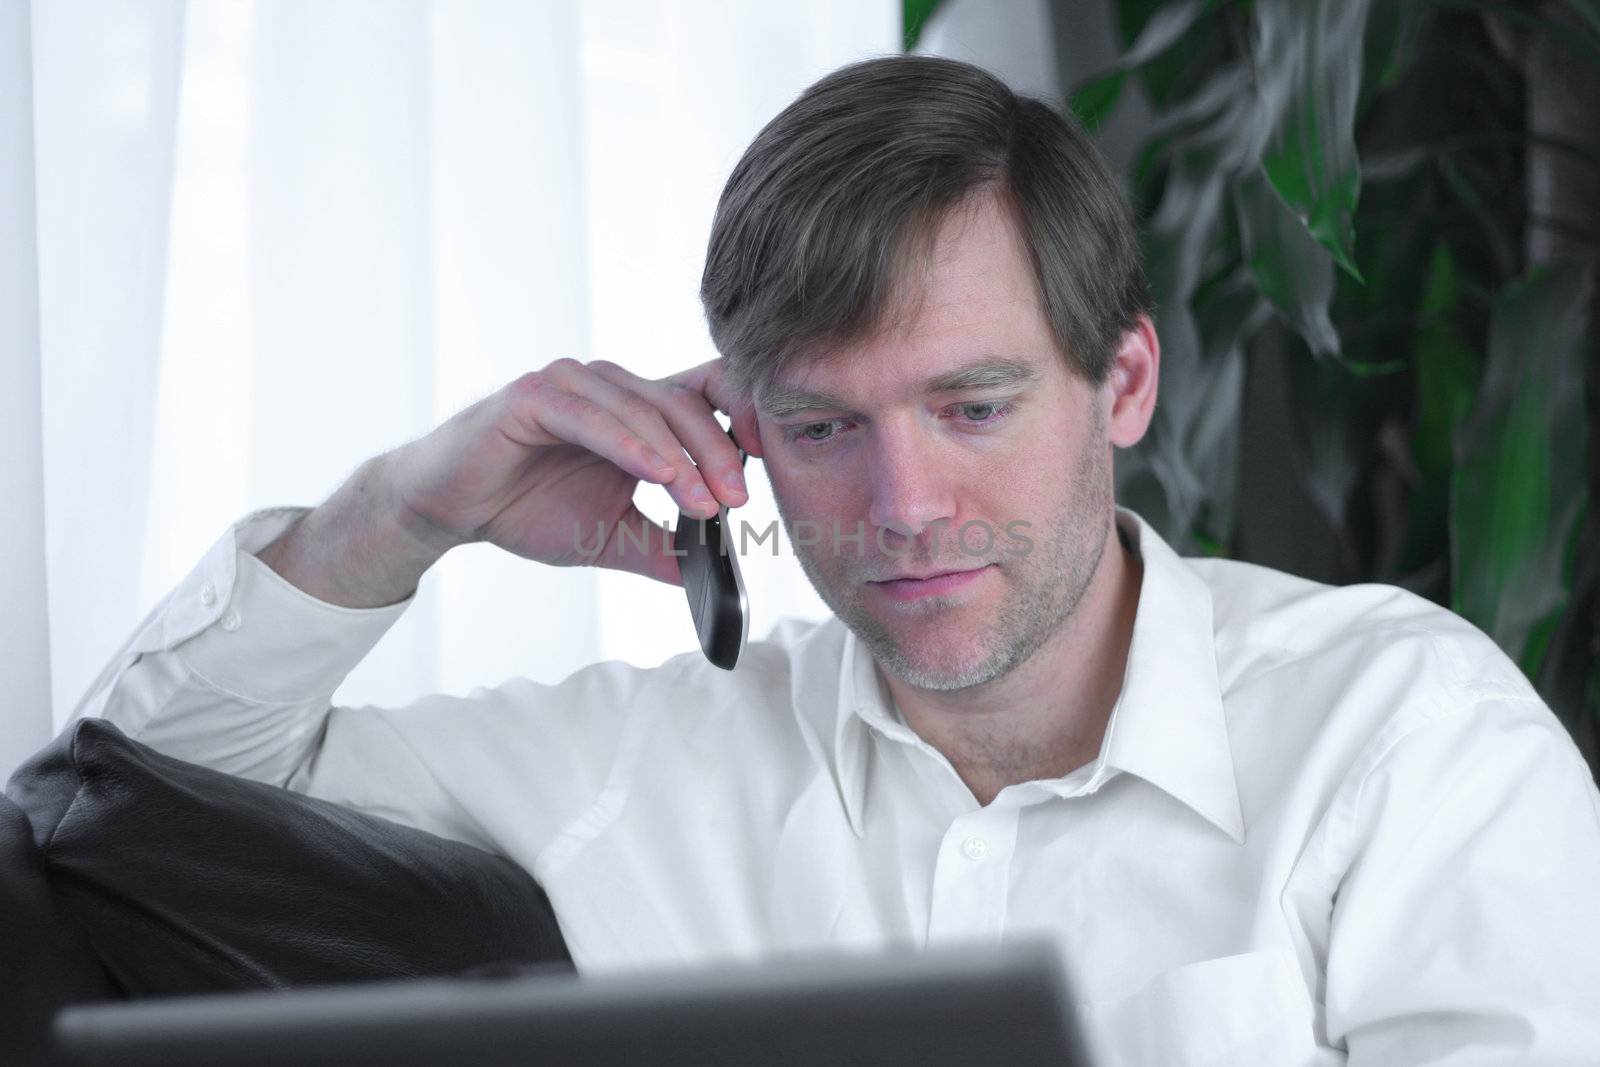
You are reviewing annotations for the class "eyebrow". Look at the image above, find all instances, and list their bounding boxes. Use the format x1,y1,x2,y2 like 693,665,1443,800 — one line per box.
758,356,1042,419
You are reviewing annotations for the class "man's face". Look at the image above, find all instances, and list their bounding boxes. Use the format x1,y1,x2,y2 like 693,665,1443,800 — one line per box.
757,190,1117,692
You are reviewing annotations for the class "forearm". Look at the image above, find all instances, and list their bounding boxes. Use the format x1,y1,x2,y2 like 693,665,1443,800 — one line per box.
67,504,413,786
255,452,461,609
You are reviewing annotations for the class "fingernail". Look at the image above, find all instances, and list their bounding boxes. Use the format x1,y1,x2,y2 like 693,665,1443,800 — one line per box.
725,469,745,492
690,485,718,516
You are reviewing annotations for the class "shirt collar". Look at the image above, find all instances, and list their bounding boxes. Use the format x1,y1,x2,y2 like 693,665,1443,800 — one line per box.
832,505,1246,845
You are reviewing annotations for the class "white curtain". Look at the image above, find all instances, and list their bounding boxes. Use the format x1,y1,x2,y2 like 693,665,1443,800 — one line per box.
2,0,53,779
6,0,899,777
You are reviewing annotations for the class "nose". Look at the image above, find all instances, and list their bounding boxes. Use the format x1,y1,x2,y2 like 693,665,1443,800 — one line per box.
866,421,958,551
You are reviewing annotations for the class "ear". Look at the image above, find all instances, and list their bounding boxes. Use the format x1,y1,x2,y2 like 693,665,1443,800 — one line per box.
731,404,765,460
1104,313,1159,449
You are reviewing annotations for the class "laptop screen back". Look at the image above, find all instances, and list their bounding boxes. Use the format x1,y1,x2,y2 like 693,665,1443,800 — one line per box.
53,940,1093,1066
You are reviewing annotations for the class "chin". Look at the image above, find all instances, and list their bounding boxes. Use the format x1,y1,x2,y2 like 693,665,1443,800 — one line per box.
883,639,1006,692
874,610,989,667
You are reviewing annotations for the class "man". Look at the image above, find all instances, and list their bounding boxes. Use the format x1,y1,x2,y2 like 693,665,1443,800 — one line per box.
72,54,1600,1064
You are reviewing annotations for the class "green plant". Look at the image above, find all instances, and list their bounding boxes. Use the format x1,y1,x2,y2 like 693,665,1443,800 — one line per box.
908,0,1600,776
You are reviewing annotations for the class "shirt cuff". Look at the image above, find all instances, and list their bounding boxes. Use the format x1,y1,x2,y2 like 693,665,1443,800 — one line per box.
167,505,414,704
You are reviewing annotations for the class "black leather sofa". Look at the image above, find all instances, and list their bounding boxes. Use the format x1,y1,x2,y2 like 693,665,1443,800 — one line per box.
1,718,574,1065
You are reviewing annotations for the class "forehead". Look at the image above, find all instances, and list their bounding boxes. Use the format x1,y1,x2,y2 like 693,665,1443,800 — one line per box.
758,189,1057,414
909,188,1044,315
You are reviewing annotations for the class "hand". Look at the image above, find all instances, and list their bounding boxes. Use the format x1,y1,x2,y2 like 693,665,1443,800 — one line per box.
384,357,762,587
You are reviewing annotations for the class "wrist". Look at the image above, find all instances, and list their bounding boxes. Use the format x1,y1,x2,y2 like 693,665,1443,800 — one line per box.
373,449,474,560
256,454,455,609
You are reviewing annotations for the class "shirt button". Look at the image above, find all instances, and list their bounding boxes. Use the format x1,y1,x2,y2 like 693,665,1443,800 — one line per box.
220,609,242,632
961,836,989,861
200,581,217,607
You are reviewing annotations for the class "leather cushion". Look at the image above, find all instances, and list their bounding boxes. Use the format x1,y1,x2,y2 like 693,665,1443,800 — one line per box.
0,793,117,1064
6,718,573,998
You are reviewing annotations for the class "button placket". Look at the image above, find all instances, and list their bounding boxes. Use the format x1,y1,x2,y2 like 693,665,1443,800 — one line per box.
926,808,1019,944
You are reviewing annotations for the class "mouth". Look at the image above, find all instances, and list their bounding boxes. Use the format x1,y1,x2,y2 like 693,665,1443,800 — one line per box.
869,564,995,601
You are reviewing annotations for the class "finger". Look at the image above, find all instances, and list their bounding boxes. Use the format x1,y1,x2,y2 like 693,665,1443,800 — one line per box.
585,360,749,514
647,383,751,514
538,359,721,517
687,358,765,459
665,356,742,419
502,372,679,487
587,501,683,587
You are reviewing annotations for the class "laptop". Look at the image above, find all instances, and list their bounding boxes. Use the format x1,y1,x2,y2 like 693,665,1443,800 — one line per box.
51,939,1093,1066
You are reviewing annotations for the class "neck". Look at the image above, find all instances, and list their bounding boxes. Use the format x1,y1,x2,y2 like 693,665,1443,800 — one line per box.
883,514,1143,806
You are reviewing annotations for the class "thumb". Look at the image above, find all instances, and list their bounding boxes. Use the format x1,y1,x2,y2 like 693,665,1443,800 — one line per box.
591,502,683,587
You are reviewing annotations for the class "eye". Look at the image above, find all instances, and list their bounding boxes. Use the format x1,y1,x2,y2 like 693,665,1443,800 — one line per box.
793,419,849,445
790,400,1018,448
948,400,1016,427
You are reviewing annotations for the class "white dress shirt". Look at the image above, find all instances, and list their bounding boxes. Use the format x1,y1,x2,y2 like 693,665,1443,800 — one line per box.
73,502,1600,1066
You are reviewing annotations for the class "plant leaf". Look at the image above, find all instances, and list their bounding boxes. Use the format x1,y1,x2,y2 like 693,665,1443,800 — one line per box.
1435,0,1600,69
1129,154,1229,543
1362,0,1429,98
1567,0,1600,42
1406,241,1481,558
1187,267,1266,547
1253,0,1372,282
1069,0,1211,132
1451,260,1594,675
1233,165,1341,358
1104,0,1213,72
902,0,945,51
1070,71,1128,134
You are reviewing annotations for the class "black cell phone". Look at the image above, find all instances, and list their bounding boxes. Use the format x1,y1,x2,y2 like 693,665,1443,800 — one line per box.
674,426,749,671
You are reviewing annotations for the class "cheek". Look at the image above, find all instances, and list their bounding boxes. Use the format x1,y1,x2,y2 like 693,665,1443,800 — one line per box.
769,467,851,531
771,454,860,507
977,449,1079,535
976,436,1063,500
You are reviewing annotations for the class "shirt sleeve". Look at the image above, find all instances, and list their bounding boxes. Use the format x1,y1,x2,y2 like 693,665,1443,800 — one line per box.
67,505,671,860
65,505,493,849
1322,685,1600,1063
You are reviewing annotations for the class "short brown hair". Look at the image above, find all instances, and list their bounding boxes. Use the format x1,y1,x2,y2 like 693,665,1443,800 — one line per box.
699,53,1153,403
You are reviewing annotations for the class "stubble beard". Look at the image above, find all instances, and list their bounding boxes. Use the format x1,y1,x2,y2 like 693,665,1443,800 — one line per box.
781,424,1114,694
